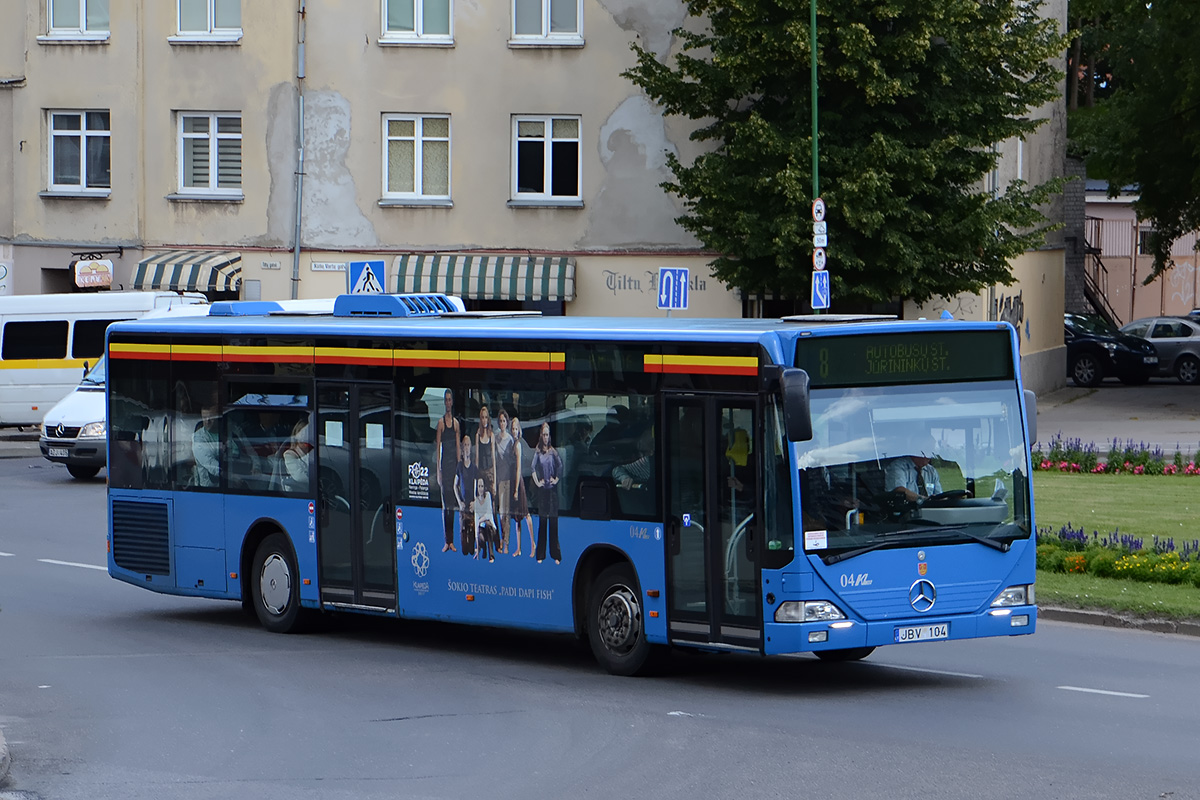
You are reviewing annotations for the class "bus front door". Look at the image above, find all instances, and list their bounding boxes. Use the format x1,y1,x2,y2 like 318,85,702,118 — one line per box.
316,382,396,612
664,396,761,649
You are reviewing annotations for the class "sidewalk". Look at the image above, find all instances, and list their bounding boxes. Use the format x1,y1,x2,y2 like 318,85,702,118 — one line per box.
1034,381,1200,456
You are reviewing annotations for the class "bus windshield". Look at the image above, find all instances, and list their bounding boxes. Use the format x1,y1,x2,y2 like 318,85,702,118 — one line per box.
795,380,1030,561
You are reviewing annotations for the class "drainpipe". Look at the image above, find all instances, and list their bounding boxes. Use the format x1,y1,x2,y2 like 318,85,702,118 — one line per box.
290,0,307,299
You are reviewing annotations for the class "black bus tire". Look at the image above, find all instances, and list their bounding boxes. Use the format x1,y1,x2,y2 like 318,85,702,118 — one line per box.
587,563,659,676
251,533,304,633
814,646,875,662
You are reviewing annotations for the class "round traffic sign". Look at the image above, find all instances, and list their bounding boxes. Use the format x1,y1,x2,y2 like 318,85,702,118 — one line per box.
812,197,826,222
813,248,827,270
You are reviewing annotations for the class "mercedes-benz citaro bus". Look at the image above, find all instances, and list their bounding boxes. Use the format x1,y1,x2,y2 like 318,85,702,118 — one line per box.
105,294,1037,675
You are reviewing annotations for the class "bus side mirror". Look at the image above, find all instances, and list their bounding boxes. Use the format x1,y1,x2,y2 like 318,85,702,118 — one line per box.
1024,389,1037,445
83,361,89,378
780,368,813,442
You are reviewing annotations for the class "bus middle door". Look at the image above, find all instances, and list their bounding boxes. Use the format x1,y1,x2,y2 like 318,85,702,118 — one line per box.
664,395,761,650
315,382,396,612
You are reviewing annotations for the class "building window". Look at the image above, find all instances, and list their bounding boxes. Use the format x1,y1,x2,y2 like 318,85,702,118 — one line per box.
49,111,110,192
512,0,582,43
179,113,242,196
512,116,580,203
383,115,450,201
48,0,110,35
1138,228,1155,256
176,0,241,39
382,0,452,41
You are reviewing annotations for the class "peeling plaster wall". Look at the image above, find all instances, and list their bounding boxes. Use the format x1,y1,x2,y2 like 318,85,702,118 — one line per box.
300,90,379,248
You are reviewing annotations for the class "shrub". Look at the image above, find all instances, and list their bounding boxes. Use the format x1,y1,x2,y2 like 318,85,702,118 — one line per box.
1088,549,1119,578
1038,546,1066,573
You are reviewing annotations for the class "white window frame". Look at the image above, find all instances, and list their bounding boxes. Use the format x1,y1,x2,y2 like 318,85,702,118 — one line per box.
175,112,243,200
47,110,111,196
510,115,582,206
41,0,110,42
381,114,452,205
509,0,583,47
170,0,242,44
379,0,454,45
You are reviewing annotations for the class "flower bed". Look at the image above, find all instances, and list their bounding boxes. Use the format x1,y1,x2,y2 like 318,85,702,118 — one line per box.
1031,434,1200,475
1037,523,1200,588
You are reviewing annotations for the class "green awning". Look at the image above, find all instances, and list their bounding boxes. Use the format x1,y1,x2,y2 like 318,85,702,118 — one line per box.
132,250,242,293
390,254,575,301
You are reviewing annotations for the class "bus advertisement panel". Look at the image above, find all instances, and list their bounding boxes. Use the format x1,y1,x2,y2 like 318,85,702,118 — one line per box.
106,295,1036,674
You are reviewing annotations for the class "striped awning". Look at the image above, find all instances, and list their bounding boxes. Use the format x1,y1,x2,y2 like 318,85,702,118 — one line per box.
132,250,242,293
390,254,575,302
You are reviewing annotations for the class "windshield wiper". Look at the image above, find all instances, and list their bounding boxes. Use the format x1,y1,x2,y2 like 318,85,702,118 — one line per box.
823,525,1007,565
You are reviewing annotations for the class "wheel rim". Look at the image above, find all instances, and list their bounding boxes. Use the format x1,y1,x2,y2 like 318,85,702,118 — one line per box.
1180,360,1199,384
597,584,641,656
1075,357,1096,383
259,553,292,616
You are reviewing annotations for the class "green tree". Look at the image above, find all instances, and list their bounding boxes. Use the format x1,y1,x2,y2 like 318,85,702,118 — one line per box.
624,0,1066,307
1070,0,1200,282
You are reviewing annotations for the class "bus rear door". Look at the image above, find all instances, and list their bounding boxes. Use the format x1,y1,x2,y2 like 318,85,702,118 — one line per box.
664,395,761,650
315,382,396,612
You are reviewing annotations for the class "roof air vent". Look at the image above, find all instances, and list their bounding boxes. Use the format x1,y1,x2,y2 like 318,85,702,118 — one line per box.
332,293,464,318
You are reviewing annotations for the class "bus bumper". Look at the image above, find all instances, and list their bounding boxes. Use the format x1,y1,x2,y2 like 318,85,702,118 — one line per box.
763,605,1037,655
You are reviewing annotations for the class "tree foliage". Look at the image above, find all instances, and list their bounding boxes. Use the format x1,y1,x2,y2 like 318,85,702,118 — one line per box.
624,0,1066,307
1070,0,1200,282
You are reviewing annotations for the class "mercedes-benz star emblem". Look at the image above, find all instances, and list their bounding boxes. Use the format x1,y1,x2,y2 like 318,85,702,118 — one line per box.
909,579,936,612
56,423,66,438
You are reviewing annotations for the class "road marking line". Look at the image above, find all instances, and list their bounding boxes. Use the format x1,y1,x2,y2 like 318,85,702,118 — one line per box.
0,552,14,557
1057,685,1149,698
878,664,984,679
37,558,107,572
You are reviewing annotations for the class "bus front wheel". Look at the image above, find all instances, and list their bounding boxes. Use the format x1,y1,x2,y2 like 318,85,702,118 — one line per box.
814,647,875,662
251,533,303,633
587,564,658,676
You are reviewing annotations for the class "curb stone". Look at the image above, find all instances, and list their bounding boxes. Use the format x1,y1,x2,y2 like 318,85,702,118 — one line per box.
1041,606,1200,637
0,726,10,784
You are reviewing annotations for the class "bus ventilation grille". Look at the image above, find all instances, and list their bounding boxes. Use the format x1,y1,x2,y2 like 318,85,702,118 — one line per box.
333,293,462,318
112,500,171,576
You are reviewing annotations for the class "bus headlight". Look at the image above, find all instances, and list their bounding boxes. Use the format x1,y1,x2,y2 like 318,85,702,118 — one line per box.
79,421,106,439
774,600,847,623
991,584,1034,607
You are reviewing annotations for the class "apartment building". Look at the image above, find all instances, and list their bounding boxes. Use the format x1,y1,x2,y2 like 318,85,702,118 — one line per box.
0,0,1069,389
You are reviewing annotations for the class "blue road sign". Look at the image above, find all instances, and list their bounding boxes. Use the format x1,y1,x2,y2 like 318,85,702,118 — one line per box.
658,267,689,310
349,260,386,294
811,269,830,310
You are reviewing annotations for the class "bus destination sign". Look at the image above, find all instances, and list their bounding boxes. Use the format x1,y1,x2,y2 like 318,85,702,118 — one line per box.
796,330,1013,387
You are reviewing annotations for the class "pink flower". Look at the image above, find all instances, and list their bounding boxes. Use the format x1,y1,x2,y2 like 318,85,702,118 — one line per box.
1133,465,1145,474
1040,459,1053,470
1059,461,1069,470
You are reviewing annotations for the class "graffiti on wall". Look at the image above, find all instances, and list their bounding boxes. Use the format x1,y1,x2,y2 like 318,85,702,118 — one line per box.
990,290,1029,349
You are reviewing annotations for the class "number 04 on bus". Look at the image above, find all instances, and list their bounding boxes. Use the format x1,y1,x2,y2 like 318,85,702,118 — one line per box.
106,295,1037,675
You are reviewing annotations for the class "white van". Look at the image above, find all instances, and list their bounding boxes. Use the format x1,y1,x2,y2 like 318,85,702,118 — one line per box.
0,291,206,428
35,296,210,478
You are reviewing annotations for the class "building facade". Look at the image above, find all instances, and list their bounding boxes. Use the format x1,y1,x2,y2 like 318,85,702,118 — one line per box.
0,1,1068,389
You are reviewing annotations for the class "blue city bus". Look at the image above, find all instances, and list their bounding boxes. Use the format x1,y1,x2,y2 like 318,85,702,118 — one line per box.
106,294,1038,675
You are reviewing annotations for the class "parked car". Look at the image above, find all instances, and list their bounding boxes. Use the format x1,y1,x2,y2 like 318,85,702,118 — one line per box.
1064,313,1159,387
1119,316,1200,385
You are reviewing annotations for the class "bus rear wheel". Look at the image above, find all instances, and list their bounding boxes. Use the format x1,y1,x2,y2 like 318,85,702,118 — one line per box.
587,564,658,676
251,533,304,633
814,647,875,662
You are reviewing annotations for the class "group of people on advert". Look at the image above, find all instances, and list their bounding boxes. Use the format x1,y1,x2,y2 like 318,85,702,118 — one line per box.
435,389,563,565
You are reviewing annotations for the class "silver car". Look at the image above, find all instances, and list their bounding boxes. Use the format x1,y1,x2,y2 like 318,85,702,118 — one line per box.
1120,316,1200,384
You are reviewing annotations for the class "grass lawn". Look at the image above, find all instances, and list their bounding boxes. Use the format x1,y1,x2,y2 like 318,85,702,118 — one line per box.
1033,471,1200,618
1033,471,1200,543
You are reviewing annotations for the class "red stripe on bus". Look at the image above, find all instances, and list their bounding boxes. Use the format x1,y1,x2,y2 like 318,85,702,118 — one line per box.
660,364,758,376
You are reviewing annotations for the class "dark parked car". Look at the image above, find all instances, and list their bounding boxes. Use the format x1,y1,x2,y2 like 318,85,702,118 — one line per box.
1064,313,1159,387
1119,316,1200,385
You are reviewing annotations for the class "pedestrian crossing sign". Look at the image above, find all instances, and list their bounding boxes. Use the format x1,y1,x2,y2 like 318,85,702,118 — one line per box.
349,260,385,294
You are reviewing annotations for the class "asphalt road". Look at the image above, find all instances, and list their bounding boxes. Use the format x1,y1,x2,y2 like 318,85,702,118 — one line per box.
1036,379,1200,455
2,443,1200,799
